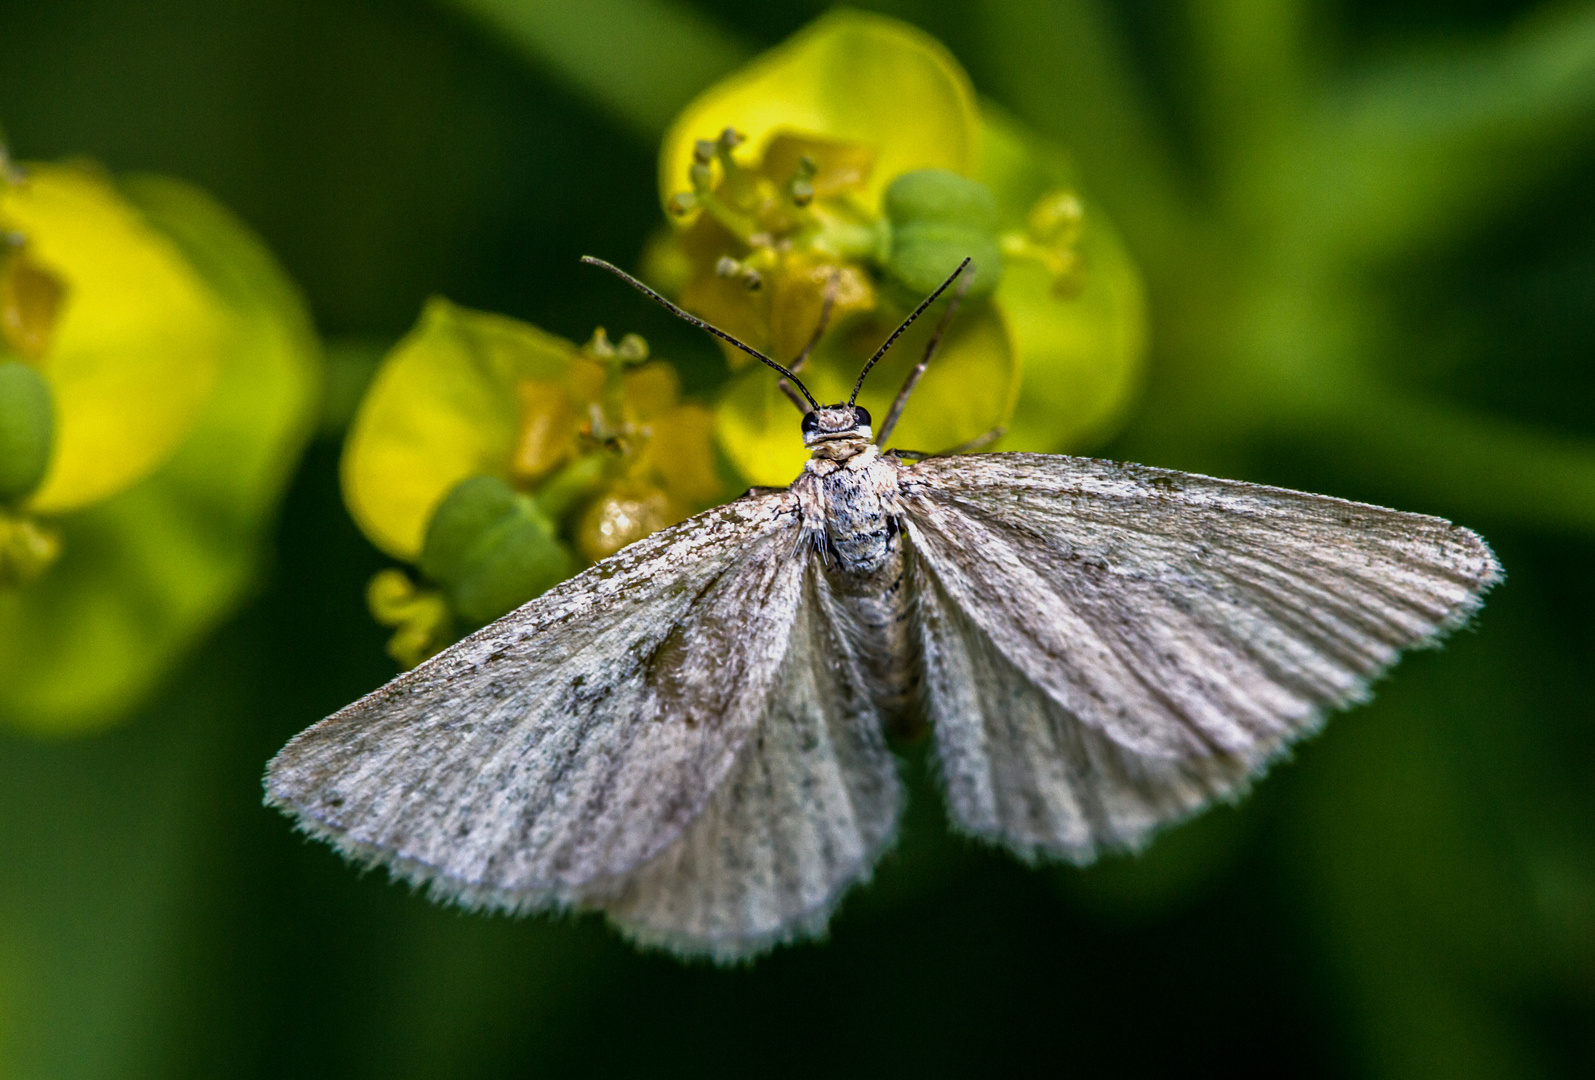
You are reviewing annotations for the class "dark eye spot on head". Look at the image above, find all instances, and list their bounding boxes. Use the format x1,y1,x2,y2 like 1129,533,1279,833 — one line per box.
853,405,872,428
801,410,820,435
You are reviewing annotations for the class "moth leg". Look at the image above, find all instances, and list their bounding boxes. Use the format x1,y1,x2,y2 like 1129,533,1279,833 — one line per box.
875,267,974,445
777,269,840,414
887,426,1006,461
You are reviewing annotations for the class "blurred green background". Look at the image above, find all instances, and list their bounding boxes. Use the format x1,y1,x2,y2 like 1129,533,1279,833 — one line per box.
2,1,1594,1077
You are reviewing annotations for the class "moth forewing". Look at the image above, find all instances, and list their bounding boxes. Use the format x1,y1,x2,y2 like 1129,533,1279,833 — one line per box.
265,494,813,911
897,451,1501,859
910,550,1264,862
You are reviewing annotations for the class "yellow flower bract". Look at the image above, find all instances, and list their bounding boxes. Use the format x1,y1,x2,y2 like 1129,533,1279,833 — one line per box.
1,164,229,513
659,12,1146,483
659,11,979,222
977,107,1147,452
342,299,575,561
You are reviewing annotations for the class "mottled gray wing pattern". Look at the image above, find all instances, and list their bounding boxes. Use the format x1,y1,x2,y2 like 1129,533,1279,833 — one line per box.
594,562,902,961
913,560,1265,862
264,493,807,912
901,452,1501,861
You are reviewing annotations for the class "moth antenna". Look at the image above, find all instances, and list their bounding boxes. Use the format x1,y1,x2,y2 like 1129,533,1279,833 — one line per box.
581,256,820,410
848,257,972,407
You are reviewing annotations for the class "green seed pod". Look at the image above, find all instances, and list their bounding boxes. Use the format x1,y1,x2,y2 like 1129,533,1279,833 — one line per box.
0,360,53,503
882,169,1003,301
419,474,574,627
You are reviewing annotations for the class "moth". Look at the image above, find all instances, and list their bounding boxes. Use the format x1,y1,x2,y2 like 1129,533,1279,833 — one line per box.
266,256,1502,961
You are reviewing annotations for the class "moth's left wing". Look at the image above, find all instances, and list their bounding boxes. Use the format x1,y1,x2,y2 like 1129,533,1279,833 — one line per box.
265,494,808,911
901,452,1501,861
591,561,902,962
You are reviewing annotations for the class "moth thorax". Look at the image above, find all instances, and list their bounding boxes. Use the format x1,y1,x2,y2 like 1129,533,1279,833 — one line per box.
802,404,872,448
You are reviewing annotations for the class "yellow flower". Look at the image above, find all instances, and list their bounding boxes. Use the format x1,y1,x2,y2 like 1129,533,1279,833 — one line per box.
649,12,1146,485
342,301,721,665
0,161,320,733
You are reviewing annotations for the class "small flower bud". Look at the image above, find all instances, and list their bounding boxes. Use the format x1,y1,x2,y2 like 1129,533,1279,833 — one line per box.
0,512,60,589
366,567,421,622
666,191,698,216
882,169,1004,300
1028,189,1084,241
693,139,717,165
365,569,452,668
616,333,649,362
576,483,674,563
583,327,616,359
718,127,745,150
0,360,53,502
419,475,574,627
688,161,714,193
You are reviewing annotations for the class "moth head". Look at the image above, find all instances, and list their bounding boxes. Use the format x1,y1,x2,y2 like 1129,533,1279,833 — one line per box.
801,404,872,446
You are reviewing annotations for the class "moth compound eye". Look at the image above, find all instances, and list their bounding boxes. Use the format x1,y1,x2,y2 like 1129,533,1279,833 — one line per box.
852,405,872,429
801,410,820,435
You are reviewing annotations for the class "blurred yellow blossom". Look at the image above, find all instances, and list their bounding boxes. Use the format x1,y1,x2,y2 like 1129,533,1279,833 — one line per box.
1,163,228,513
0,161,320,734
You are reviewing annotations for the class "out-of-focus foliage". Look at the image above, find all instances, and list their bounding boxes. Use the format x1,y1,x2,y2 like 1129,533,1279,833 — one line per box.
0,2,1592,1078
646,11,1146,484
0,161,319,734
344,300,720,663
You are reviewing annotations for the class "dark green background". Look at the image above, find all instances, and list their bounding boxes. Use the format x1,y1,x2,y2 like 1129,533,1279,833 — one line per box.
2,2,1592,1077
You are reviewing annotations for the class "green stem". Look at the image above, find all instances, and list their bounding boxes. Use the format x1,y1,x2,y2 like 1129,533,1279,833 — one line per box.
534,452,610,521
442,0,751,139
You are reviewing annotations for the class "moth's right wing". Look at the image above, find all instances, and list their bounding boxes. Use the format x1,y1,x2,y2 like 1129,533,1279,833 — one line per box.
902,452,1502,862
265,492,807,911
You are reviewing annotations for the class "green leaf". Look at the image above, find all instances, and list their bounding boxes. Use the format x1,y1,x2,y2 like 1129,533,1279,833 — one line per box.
0,175,319,733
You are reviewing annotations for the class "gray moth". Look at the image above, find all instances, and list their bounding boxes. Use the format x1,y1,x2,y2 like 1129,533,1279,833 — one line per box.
266,257,1502,962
